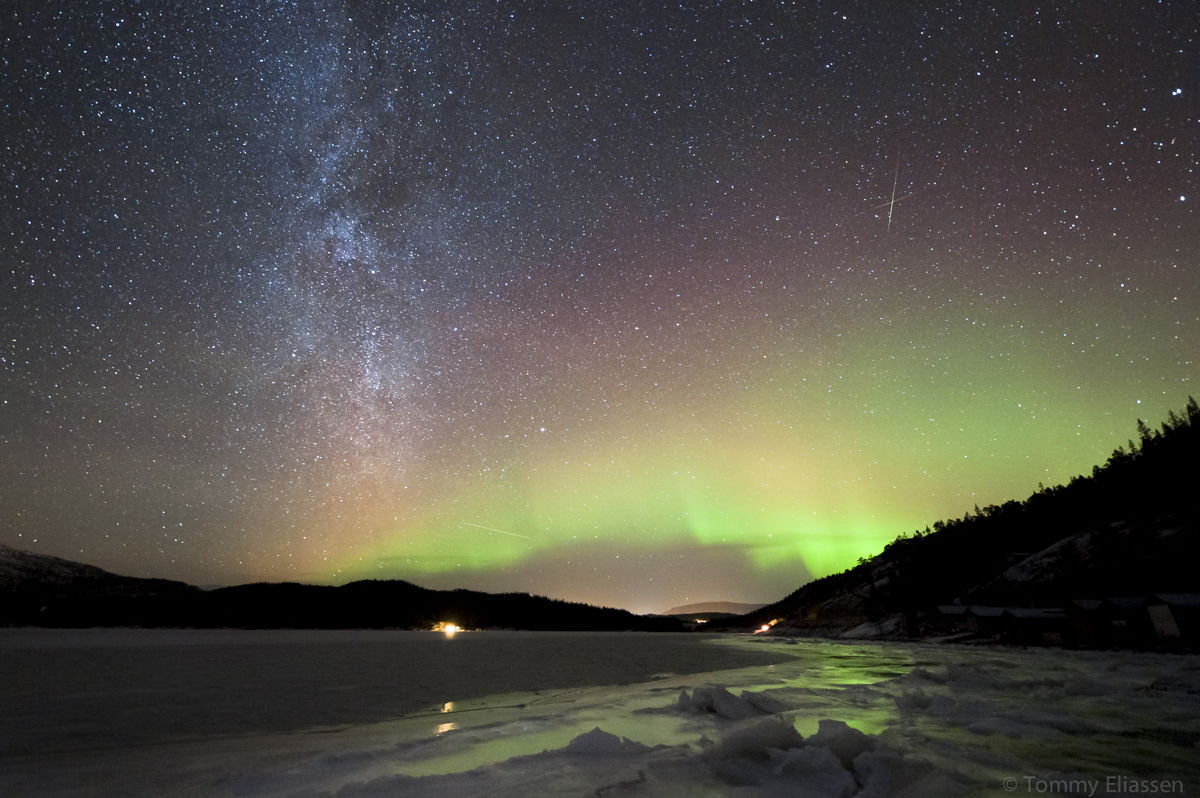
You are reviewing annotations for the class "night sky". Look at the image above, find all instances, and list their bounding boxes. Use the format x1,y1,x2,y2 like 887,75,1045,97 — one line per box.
2,2,1196,614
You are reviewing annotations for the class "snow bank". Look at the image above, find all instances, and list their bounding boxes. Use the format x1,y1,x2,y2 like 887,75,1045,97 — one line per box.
702,715,805,761
333,712,932,798
676,685,767,719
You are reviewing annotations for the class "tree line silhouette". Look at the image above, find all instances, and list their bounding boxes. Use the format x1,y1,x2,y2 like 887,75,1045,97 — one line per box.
731,398,1200,628
1,564,682,631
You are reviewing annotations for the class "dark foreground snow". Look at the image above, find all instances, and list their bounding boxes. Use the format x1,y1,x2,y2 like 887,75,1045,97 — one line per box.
2,630,1198,796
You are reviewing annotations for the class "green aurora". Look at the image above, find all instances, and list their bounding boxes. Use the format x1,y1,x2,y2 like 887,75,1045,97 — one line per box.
321,287,1193,610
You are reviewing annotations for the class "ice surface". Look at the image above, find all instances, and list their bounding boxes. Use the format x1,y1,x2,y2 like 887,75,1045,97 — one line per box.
2,629,1198,797
0,628,786,754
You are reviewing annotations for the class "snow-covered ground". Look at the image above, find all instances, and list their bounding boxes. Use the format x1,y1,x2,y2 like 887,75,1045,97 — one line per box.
2,630,1197,796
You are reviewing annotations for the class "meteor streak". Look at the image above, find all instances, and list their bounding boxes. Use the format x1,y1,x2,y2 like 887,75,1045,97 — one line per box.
461,521,531,540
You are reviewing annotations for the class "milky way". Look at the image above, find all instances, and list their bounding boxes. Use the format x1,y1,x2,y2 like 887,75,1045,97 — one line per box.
2,1,1196,612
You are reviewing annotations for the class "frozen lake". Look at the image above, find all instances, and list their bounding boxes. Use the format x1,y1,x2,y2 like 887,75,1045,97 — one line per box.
2,629,1198,796
1,629,786,754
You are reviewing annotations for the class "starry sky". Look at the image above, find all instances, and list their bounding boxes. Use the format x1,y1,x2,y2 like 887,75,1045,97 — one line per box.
2,1,1196,614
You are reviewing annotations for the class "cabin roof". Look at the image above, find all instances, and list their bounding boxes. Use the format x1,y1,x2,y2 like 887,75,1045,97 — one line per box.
1003,608,1066,620
1153,593,1200,607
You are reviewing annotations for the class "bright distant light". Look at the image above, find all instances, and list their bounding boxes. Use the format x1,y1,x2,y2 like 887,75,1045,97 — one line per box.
753,619,782,634
433,622,461,637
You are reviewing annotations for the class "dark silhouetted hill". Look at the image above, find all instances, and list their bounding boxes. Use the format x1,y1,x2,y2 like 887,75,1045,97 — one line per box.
0,544,196,595
188,580,680,631
1,544,200,626
0,547,680,631
722,399,1200,639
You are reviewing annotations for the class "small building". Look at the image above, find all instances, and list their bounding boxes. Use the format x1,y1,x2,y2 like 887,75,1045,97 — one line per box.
1102,597,1151,646
1151,593,1200,640
1065,600,1105,646
935,595,1198,648
963,606,1007,636
1145,603,1181,639
1000,607,1067,646
1066,596,1196,647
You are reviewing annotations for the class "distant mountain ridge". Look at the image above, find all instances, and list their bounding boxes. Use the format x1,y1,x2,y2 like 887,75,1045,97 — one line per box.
0,544,197,597
664,601,766,616
728,399,1200,644
0,546,680,631
0,543,111,588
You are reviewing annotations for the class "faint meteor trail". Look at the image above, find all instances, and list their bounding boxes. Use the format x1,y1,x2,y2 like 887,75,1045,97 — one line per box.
873,159,913,232
885,160,900,231
461,521,531,540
